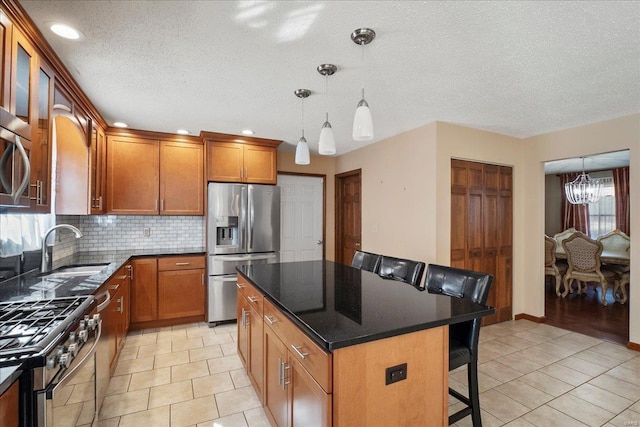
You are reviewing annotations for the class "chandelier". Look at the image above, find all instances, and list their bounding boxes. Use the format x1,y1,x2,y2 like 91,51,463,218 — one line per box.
564,158,602,205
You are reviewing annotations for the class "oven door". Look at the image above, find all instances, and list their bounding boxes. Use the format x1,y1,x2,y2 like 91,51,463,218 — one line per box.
37,320,101,427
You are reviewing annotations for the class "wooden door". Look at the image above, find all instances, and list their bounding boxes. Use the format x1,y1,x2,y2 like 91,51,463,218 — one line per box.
106,136,159,214
244,144,277,184
237,294,250,368
158,269,205,319
108,283,122,371
207,141,243,182
450,159,512,325
0,11,12,110
264,325,289,427
90,122,106,214
335,170,362,266
30,58,54,211
159,140,204,215
290,356,332,427
248,306,264,402
130,258,158,323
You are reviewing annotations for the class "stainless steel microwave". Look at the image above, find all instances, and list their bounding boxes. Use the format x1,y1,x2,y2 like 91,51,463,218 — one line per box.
0,108,32,207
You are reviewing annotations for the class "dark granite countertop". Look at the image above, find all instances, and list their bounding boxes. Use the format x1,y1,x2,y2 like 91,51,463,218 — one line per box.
237,261,495,351
0,247,205,302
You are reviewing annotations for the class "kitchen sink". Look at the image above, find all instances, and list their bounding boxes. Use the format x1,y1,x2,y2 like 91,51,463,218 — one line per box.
40,263,110,278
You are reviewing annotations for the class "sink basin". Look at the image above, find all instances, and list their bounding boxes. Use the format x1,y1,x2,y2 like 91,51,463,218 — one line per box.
40,263,109,278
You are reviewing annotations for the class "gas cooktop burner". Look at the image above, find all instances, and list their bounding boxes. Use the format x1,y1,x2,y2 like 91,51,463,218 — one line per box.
0,296,95,366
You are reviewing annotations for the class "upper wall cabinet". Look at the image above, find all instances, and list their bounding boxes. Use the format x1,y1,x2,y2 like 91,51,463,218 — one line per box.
203,132,281,185
106,133,204,215
10,27,36,127
0,11,13,111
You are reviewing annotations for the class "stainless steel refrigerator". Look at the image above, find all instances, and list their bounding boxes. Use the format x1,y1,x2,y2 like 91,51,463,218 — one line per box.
207,182,280,325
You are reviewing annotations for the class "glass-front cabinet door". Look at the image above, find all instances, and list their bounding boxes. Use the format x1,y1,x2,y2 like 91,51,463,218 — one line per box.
30,58,54,210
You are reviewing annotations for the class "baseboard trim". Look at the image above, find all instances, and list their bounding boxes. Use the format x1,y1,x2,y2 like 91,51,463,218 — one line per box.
628,341,640,352
514,313,546,323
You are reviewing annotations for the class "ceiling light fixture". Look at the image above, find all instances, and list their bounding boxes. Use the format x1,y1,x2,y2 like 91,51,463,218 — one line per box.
241,129,255,135
294,89,311,165
176,129,190,135
50,23,80,40
317,64,337,156
351,28,375,141
113,122,128,128
564,158,602,205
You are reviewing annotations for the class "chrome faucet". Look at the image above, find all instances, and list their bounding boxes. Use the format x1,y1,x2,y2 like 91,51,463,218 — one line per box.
41,224,83,273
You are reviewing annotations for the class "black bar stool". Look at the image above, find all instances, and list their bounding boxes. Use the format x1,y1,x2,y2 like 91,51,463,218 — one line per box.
351,250,382,273
377,255,426,289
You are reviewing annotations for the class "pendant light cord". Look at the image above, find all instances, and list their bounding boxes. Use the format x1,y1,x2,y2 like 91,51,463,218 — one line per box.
301,96,305,138
361,41,365,96
325,74,329,121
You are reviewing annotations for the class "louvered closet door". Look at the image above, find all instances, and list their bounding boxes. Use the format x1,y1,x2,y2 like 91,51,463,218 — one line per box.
450,159,513,325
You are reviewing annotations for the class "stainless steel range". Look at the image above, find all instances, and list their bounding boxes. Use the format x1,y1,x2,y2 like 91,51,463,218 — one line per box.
0,296,100,427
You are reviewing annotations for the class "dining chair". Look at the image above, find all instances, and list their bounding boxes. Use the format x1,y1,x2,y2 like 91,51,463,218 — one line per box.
553,227,579,253
544,235,568,296
561,233,617,305
597,229,630,256
351,250,382,273
424,264,493,427
377,255,426,289
613,270,630,304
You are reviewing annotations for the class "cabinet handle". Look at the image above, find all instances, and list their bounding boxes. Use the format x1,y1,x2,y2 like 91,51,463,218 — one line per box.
264,315,277,325
155,199,159,211
201,273,205,285
175,262,190,266
127,265,133,280
108,284,120,291
278,358,289,390
98,196,103,210
117,296,124,313
236,283,245,289
241,308,247,328
161,199,165,211
248,296,259,303
291,344,309,359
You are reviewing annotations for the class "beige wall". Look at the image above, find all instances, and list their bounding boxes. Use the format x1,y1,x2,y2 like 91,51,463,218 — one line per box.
335,123,438,263
279,113,639,345
277,151,337,261
523,114,640,344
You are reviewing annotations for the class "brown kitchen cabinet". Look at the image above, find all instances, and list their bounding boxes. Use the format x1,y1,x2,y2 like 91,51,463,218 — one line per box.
261,297,331,427
89,121,106,213
203,132,281,184
237,275,265,401
130,255,205,329
10,27,37,127
158,257,206,319
106,134,204,215
130,257,158,324
0,10,12,110
0,380,19,427
100,265,131,373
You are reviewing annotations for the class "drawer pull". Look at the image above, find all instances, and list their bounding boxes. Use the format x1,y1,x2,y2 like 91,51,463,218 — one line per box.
264,315,277,325
108,284,120,291
236,283,245,289
248,296,260,303
278,358,290,390
291,344,309,359
175,262,190,266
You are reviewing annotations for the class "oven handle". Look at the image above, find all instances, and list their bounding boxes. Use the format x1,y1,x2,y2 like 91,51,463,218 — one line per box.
49,319,102,396
96,290,111,312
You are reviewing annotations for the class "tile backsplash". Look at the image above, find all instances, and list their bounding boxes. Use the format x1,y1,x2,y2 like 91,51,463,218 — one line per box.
55,215,205,255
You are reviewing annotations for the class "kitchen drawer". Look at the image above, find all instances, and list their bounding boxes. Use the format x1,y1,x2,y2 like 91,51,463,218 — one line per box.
158,255,205,271
263,299,332,393
237,275,263,316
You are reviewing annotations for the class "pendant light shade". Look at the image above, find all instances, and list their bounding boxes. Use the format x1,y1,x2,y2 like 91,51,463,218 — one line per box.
294,89,311,165
352,90,374,141
317,64,337,155
564,158,602,205
351,28,375,142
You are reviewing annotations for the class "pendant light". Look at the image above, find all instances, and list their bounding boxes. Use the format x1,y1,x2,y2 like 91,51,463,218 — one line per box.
351,28,375,141
317,64,337,155
294,89,311,165
564,157,602,205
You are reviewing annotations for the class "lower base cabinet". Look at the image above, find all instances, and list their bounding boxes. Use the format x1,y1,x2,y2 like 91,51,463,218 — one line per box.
0,381,19,427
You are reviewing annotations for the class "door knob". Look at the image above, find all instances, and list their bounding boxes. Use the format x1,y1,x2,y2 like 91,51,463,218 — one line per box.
317,240,324,245
355,243,361,247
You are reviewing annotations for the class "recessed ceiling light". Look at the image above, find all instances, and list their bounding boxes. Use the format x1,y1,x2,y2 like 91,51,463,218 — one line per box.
50,23,80,40
241,129,255,135
113,122,128,128
177,129,190,135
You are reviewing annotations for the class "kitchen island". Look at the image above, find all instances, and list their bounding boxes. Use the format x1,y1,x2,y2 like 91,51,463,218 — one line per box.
237,261,494,427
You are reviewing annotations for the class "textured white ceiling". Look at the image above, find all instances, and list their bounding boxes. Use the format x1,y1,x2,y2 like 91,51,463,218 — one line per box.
544,150,629,175
19,1,640,155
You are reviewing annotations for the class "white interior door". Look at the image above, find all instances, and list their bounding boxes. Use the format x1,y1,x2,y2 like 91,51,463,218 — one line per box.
277,174,323,262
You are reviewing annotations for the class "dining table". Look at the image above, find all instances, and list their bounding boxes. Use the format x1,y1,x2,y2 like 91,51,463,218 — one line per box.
555,247,630,266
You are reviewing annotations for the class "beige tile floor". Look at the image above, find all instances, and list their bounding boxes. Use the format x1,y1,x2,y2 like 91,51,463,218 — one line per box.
98,320,640,427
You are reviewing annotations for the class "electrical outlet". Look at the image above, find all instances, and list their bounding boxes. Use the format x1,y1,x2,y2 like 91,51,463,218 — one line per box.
385,363,407,385
143,227,151,237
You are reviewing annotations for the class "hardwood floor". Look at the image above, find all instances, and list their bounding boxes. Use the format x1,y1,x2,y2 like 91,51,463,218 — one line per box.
544,279,629,345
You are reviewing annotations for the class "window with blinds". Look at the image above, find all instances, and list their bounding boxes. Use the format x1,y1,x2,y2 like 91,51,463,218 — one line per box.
589,176,616,238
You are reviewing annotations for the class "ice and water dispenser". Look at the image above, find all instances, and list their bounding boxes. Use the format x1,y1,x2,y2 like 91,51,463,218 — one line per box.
214,216,239,250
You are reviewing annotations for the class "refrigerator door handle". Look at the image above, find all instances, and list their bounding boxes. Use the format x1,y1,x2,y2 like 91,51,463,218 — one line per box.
239,185,248,252
247,185,254,252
